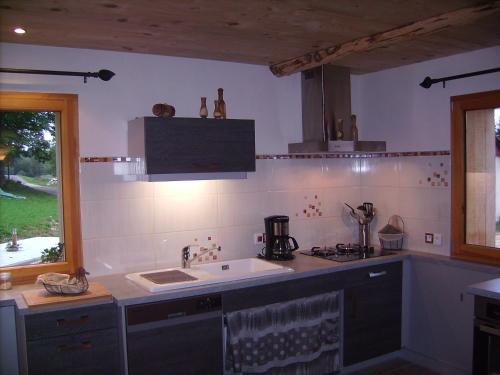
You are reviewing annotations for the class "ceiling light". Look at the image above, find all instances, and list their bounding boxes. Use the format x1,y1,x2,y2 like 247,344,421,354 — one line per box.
13,27,26,35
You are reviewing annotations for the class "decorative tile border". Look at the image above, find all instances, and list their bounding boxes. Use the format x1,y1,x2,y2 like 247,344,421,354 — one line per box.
80,157,141,163
256,150,450,159
80,151,450,163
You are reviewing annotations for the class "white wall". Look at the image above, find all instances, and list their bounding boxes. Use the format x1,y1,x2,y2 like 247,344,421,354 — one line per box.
0,43,302,155
351,46,500,152
1,43,499,273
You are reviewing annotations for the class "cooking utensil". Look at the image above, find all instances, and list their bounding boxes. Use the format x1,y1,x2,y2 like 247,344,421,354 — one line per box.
344,203,356,215
363,202,373,216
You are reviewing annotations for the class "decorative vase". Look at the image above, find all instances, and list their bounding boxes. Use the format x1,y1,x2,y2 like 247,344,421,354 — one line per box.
217,88,226,119
351,114,358,142
199,97,208,118
213,100,222,119
336,119,344,140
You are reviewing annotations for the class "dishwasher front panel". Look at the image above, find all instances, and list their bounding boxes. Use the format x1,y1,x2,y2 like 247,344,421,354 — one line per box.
126,295,223,375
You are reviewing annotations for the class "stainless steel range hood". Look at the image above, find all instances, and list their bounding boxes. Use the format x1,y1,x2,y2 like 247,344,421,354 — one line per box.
288,65,385,153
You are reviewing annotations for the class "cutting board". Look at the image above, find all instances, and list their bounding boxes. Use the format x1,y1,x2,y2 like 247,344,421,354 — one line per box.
23,282,112,308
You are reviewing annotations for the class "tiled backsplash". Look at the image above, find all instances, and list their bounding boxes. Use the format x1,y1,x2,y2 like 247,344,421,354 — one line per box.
80,156,451,276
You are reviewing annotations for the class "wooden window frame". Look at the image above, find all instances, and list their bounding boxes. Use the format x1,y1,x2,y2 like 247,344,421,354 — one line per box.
0,92,82,283
451,89,500,266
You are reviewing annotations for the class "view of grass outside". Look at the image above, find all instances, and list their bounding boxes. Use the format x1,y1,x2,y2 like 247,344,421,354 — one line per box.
0,180,59,243
1,111,61,266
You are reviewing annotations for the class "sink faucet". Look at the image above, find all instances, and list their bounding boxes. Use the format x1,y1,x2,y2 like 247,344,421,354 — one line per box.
182,244,221,269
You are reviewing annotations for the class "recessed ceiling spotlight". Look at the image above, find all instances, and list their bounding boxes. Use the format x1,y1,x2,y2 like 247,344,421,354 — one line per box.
13,27,26,35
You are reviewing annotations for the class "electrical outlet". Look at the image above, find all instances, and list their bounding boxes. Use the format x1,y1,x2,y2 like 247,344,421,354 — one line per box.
253,233,265,245
433,233,443,246
425,233,434,244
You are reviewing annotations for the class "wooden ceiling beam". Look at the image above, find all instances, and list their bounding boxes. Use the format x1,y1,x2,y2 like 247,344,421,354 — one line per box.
269,1,500,77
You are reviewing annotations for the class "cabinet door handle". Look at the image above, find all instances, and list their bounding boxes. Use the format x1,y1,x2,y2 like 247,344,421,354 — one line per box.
56,315,89,326
58,341,92,352
479,324,500,337
368,271,387,278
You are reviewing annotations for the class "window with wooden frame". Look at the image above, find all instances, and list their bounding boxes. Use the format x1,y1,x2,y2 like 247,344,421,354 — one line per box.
451,89,500,266
0,92,82,283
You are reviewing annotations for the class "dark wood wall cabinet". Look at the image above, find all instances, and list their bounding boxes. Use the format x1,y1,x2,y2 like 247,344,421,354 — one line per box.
128,117,256,175
24,304,120,375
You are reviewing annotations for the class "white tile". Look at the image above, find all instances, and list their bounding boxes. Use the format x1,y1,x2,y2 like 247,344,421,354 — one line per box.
218,225,264,260
153,180,217,197
216,160,271,193
118,235,156,273
320,159,361,187
398,156,450,188
360,159,399,187
127,198,155,235
267,190,322,219
332,216,359,245
218,192,268,227
81,200,127,239
84,235,156,276
154,229,221,269
288,216,358,249
360,187,400,219
116,181,154,199
399,187,450,221
289,217,332,250
83,238,123,276
267,159,325,191
154,194,218,232
321,186,361,218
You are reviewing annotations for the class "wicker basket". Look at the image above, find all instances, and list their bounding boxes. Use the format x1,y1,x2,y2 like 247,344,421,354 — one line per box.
378,216,405,250
40,268,89,295
42,277,89,295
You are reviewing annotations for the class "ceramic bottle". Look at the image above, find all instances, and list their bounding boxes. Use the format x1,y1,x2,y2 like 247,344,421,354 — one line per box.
213,100,222,119
199,97,208,118
217,88,226,119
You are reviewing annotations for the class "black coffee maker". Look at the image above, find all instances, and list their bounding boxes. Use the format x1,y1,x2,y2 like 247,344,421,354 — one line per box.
263,215,299,260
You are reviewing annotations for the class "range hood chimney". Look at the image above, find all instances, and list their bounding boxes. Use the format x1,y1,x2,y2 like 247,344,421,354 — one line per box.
288,65,385,153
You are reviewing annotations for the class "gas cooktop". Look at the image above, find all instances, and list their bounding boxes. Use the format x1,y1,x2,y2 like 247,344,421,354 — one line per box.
300,244,394,262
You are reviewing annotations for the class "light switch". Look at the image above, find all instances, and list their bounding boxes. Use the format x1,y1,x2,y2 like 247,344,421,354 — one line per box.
434,233,443,246
425,233,434,244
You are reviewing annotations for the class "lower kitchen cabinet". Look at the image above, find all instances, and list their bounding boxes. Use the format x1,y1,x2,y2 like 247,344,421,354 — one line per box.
24,303,120,375
0,306,19,375
126,294,223,375
342,261,402,366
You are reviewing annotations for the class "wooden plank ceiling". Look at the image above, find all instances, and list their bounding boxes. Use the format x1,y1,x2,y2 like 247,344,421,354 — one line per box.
0,0,499,74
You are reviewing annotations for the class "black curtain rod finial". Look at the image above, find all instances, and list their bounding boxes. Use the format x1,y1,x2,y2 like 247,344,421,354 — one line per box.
419,76,433,89
97,69,115,81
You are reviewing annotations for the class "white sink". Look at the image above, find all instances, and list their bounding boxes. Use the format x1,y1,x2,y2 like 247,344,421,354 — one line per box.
126,258,294,293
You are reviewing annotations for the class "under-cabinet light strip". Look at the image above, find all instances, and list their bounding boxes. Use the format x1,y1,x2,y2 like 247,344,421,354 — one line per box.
79,150,450,163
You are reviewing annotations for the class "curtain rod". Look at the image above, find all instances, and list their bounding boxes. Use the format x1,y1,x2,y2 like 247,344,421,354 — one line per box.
0,68,115,83
420,67,500,89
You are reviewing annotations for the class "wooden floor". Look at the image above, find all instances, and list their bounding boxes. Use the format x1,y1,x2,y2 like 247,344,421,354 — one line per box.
348,358,441,375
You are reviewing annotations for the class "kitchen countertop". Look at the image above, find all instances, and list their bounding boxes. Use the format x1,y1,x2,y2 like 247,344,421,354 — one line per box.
2,251,407,314
2,249,499,314
467,278,500,300
94,251,407,308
